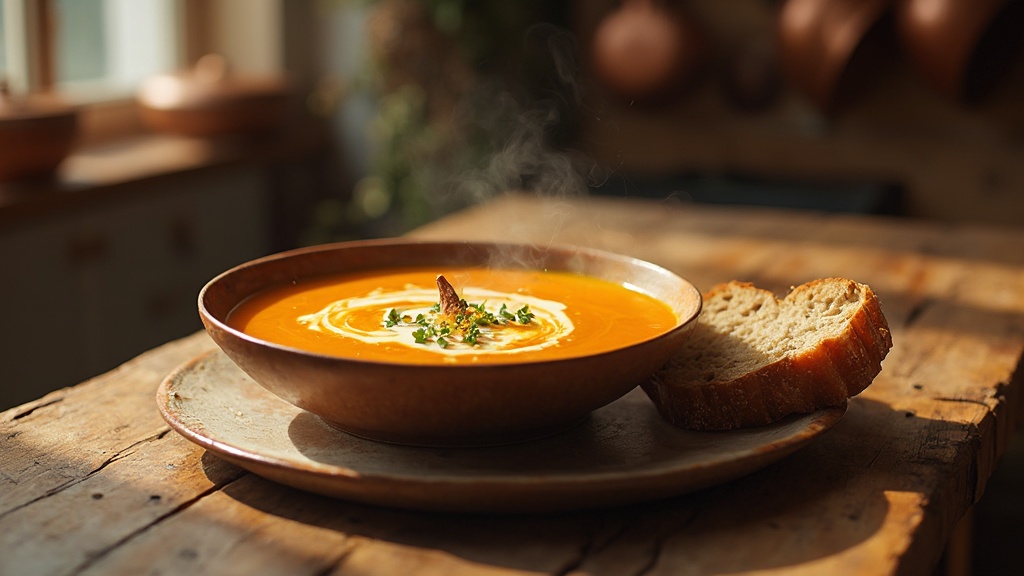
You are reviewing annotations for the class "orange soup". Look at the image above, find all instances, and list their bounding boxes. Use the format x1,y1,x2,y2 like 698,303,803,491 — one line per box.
228,267,678,365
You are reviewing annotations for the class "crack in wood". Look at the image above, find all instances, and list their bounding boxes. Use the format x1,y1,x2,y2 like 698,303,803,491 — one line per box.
0,427,173,522
310,543,357,576
551,509,686,576
68,475,243,575
9,397,64,420
551,514,642,576
84,428,173,477
551,527,598,576
934,396,991,409
867,446,885,469
631,531,666,576
590,515,641,557
904,297,932,328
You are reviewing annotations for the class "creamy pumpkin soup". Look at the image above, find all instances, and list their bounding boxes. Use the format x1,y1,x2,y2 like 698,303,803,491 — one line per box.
228,267,677,364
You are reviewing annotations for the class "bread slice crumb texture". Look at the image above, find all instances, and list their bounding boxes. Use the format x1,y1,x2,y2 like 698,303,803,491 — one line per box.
642,278,892,431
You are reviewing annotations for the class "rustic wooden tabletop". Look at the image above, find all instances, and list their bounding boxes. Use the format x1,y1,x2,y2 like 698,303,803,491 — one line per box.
2,193,1022,575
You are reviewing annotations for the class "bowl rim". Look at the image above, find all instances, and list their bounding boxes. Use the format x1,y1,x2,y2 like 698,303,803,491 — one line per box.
198,238,703,370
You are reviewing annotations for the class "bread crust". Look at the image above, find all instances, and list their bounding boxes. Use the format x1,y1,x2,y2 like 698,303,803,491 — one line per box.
641,278,893,430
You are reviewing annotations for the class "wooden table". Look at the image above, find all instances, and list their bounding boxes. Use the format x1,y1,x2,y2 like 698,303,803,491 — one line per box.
3,193,1022,575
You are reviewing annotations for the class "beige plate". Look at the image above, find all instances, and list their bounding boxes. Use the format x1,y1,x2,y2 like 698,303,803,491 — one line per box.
157,350,846,514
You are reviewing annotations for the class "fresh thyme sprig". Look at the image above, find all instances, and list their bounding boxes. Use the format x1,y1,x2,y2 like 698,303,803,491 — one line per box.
385,300,534,348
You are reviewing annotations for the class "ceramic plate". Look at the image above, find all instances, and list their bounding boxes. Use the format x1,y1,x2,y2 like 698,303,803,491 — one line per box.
157,350,846,513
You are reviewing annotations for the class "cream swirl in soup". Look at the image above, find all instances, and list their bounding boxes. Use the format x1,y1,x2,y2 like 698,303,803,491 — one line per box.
296,285,574,356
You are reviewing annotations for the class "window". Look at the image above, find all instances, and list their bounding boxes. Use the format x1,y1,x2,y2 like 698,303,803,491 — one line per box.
3,0,289,146
0,7,6,75
56,0,179,99
2,0,179,100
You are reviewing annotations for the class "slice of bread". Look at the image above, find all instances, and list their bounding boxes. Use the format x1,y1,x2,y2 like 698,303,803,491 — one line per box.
642,278,892,430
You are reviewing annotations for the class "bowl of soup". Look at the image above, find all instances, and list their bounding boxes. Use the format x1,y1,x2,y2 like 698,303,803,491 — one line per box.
199,240,702,447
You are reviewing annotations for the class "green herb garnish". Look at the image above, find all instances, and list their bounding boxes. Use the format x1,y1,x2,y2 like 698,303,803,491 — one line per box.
384,277,535,349
385,308,402,328
515,305,534,324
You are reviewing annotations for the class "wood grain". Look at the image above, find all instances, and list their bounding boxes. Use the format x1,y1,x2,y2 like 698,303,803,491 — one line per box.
2,193,1021,575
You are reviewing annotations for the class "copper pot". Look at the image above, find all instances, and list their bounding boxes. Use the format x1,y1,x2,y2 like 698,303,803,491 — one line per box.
777,0,894,110
590,0,704,105
136,54,291,137
896,0,1024,102
0,82,79,182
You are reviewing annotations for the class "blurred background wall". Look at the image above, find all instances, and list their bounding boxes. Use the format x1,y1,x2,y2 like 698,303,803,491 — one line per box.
3,0,1023,418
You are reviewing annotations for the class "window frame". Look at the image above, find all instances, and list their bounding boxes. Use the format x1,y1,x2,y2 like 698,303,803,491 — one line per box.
2,0,53,94
2,0,212,145
4,0,191,93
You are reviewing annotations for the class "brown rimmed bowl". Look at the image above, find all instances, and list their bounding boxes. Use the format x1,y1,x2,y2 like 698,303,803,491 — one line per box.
0,84,79,182
136,54,290,137
198,239,702,447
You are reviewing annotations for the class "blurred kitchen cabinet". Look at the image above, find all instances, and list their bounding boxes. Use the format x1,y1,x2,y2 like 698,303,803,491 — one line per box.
0,165,270,410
